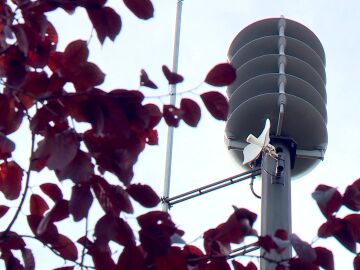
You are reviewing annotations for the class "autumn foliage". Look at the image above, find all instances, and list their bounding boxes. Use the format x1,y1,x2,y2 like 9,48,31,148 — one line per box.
0,0,359,269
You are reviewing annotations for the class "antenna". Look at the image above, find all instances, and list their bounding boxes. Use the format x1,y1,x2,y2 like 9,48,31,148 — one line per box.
162,0,184,212
243,119,278,165
225,17,327,270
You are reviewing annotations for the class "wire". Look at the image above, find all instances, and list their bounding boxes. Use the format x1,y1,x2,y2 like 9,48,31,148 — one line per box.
261,157,285,178
250,176,261,199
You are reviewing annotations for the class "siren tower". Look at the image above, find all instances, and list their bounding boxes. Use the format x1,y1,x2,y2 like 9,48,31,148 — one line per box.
225,17,327,269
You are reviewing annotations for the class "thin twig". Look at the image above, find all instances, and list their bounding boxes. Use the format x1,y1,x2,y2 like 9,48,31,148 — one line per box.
80,216,89,270
16,234,96,269
4,131,36,234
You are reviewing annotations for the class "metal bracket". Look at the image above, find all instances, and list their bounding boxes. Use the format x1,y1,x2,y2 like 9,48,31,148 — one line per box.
161,169,261,208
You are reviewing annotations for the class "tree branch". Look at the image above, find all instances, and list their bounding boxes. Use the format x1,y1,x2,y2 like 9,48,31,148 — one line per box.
81,216,89,270
17,234,96,269
4,131,36,234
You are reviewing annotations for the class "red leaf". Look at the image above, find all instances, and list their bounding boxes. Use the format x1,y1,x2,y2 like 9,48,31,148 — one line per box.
344,214,360,243
233,207,257,226
314,247,334,270
275,229,288,240
48,200,69,222
290,234,316,263
273,229,290,254
117,246,146,270
21,248,35,270
127,183,160,207
183,245,205,268
162,65,184,84
206,258,231,270
200,92,229,121
30,194,49,216
6,60,27,88
87,7,121,44
1,250,25,270
318,216,358,253
245,262,258,270
69,184,93,221
0,161,23,200
79,237,116,270
21,71,51,101
318,218,343,238
26,21,58,68
55,150,94,184
23,11,48,36
203,228,231,256
289,258,319,270
0,205,9,218
343,179,360,211
232,260,258,270
140,69,158,89
0,231,26,250
354,254,360,270
11,24,29,55
48,51,64,75
72,62,106,91
2,46,26,87
154,246,187,270
37,200,69,235
180,98,201,127
232,260,246,270
40,183,63,202
29,100,68,135
63,40,88,67
1,249,25,270
146,129,158,145
52,234,78,261
144,104,162,129
27,215,59,244
163,105,183,127
312,185,342,218
53,267,74,270
94,214,135,247
137,211,183,256
258,235,277,252
0,134,15,159
205,63,236,87
32,130,79,171
223,209,257,243
123,0,154,19
91,175,133,215
204,208,257,256
276,265,286,270
0,94,24,135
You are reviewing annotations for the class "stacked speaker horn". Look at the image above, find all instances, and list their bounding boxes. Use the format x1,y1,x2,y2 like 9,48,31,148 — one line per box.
225,17,327,177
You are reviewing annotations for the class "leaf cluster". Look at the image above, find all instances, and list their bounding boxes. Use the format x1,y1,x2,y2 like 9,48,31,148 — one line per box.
0,0,358,269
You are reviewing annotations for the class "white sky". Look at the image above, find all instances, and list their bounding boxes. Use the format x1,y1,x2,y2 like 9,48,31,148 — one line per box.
2,0,360,269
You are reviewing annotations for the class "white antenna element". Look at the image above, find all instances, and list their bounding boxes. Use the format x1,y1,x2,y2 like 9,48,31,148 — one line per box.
243,119,278,165
162,0,183,212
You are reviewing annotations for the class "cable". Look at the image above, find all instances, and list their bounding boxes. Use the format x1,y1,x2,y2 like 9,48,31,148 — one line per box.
250,176,261,199
261,157,285,178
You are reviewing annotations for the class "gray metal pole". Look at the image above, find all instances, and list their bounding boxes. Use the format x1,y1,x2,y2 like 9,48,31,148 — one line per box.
162,0,183,212
260,141,292,270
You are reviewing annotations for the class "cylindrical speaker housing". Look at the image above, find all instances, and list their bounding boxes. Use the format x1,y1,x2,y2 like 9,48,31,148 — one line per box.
225,18,327,177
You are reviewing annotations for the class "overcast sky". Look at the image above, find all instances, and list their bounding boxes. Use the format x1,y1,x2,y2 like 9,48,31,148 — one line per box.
4,0,360,269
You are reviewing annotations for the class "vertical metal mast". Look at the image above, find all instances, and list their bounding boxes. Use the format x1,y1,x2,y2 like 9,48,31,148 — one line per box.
260,18,292,270
162,0,183,212
260,140,293,270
